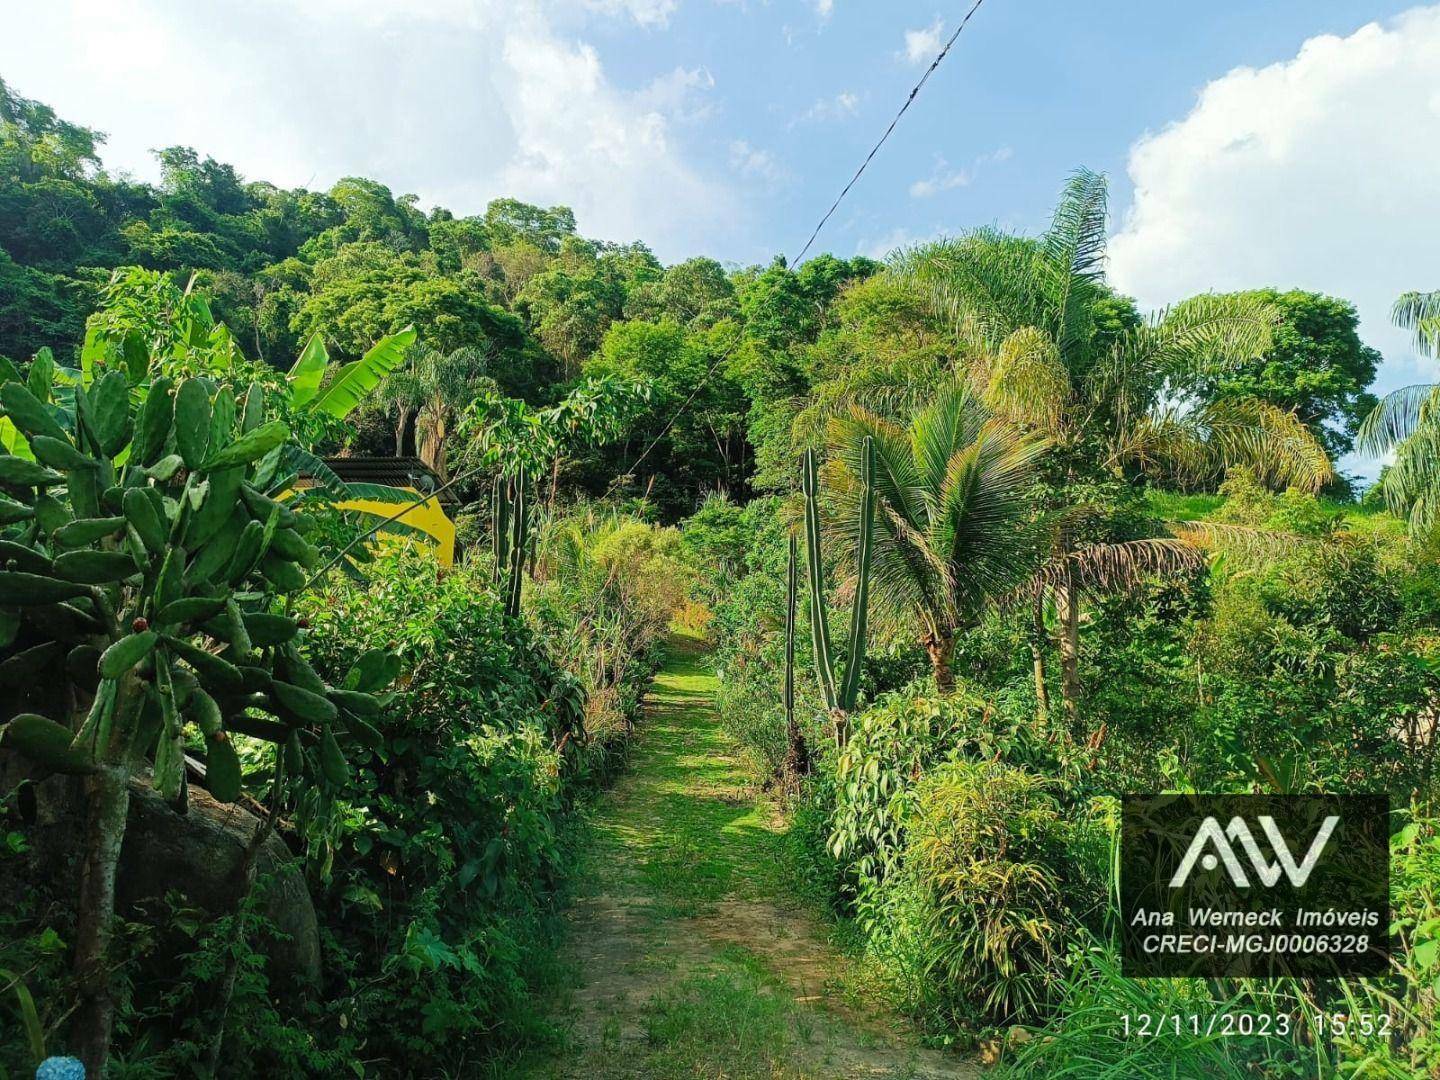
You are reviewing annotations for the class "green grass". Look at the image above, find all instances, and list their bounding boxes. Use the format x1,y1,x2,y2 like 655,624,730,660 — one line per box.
589,635,791,918
517,635,962,1079
640,949,811,1080
1145,490,1225,521
1145,488,1410,541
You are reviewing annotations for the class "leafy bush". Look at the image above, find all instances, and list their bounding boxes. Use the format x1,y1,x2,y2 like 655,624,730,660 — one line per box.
291,553,581,1074
884,763,1082,1026
1002,812,1440,1078
530,505,687,754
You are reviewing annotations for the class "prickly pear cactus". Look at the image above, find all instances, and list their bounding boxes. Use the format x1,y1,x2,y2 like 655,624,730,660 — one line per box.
0,356,397,801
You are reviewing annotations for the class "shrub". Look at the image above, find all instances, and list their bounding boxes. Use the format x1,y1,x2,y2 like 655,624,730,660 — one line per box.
530,505,688,754
877,762,1096,1028
292,553,580,1074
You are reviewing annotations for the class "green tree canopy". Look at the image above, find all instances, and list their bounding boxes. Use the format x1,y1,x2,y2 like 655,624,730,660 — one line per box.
1188,288,1380,456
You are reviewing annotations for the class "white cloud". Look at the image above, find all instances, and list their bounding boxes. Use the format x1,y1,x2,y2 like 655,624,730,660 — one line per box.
813,0,835,20
636,65,718,124
1107,6,1440,475
909,146,1011,197
728,139,788,182
579,0,678,27
790,91,859,127
900,17,944,65
0,0,734,262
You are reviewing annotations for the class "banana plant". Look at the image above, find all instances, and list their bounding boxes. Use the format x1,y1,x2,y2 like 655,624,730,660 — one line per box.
287,326,416,420
0,358,400,1076
800,436,875,744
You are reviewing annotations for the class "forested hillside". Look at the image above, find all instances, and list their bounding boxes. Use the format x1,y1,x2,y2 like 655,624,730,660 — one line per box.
3,74,1439,1080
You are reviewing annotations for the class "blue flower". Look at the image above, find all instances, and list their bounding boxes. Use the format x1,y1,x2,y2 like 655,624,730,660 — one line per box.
36,1057,86,1080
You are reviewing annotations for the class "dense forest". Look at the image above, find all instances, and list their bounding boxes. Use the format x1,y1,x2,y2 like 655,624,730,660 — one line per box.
2,73,1438,1079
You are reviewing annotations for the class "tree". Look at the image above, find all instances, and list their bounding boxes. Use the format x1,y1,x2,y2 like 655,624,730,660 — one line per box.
515,264,623,375
735,253,877,349
625,256,737,328
377,344,494,479
586,319,748,508
1189,288,1380,457
823,381,1044,692
482,198,576,253
0,340,396,1075
1357,289,1440,534
890,170,1333,720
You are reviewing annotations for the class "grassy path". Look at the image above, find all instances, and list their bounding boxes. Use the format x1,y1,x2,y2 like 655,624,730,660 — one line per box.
525,635,975,1079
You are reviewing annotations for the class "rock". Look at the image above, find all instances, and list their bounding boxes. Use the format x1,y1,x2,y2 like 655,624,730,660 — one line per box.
119,782,321,986
0,752,320,989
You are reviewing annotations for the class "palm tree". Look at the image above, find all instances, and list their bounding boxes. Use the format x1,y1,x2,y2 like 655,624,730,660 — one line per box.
888,169,1332,722
890,169,1330,490
377,345,493,481
822,381,1045,692
1357,290,1440,533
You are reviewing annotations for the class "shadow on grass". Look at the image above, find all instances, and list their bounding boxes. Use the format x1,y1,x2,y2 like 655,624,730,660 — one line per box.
589,635,793,911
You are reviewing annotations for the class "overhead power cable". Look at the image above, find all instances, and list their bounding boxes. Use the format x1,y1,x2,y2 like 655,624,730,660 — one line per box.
613,0,990,489
792,0,988,264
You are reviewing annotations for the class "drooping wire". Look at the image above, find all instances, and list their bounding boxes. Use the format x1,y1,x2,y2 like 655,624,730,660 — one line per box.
792,0,988,264
611,0,991,490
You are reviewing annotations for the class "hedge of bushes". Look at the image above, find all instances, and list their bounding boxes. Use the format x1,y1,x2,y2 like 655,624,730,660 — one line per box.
696,487,1440,1071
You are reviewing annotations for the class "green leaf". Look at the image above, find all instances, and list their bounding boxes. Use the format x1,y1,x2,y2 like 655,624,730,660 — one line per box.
287,333,329,409
200,420,289,472
0,966,44,1066
310,326,416,420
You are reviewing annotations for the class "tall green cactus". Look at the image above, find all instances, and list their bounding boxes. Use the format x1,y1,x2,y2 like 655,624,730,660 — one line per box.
504,462,528,619
799,436,875,720
782,532,809,776
801,448,838,711
838,434,875,711
490,472,510,585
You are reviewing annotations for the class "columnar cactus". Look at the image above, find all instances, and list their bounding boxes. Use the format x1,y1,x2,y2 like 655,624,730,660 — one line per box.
0,357,396,1075
782,532,809,777
799,436,874,726
503,463,528,619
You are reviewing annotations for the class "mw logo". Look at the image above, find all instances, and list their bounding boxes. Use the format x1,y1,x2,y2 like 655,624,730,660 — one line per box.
1169,815,1340,888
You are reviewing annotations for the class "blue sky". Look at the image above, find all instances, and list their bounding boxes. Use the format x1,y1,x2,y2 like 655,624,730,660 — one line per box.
6,0,1440,476
575,0,1408,262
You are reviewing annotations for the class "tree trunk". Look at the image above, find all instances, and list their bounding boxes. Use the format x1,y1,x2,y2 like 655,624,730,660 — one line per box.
1056,580,1081,728
395,406,412,457
206,755,285,1073
924,630,956,695
1030,591,1050,724
784,717,811,779
74,763,132,1078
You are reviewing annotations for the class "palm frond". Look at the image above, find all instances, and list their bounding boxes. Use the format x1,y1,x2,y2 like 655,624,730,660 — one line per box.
1198,399,1333,493
1392,290,1440,358
909,381,988,496
984,326,1070,432
1379,420,1440,534
1355,383,1440,456
1118,398,1333,493
889,232,1047,353
1147,294,1276,378
1167,520,1310,558
1039,168,1109,359
1029,538,1205,598
1042,168,1109,285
